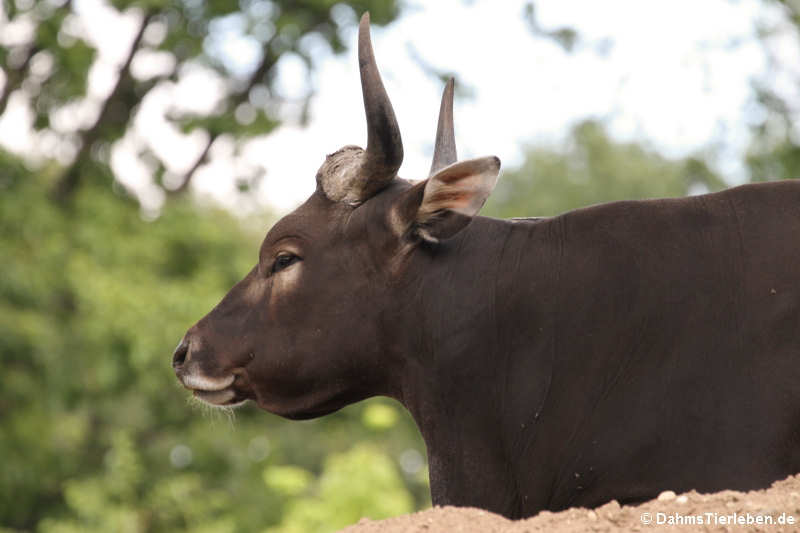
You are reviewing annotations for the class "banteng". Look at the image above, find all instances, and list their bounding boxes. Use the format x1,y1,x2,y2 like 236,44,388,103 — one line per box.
173,13,800,519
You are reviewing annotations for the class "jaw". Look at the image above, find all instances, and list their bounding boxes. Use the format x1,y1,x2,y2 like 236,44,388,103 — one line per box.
251,381,368,420
275,404,342,420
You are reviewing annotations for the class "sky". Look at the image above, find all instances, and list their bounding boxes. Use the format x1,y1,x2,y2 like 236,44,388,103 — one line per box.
1,0,798,215
185,0,797,213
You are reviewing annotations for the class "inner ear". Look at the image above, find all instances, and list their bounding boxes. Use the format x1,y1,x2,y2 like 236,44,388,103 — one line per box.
390,156,501,243
419,156,500,220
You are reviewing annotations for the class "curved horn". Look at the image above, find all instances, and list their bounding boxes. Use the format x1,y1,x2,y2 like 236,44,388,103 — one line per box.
316,13,403,204
429,78,457,176
358,12,403,186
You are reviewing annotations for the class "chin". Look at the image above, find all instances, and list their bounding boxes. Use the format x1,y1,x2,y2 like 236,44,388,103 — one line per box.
256,396,342,420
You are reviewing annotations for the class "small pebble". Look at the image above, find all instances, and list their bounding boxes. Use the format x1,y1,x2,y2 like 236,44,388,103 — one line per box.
658,490,676,501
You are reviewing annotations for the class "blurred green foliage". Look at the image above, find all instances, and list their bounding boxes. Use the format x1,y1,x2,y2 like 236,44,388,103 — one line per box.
747,0,800,182
485,121,727,218
267,445,413,533
746,86,800,182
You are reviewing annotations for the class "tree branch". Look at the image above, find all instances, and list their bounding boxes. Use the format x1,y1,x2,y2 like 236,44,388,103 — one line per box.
0,44,39,116
170,48,279,194
0,0,73,115
51,9,153,203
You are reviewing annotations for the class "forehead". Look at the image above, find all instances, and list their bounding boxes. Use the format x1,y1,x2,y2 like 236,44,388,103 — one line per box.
262,191,342,245
262,178,416,247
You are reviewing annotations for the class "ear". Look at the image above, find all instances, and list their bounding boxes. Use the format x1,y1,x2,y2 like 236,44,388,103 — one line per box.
392,156,501,243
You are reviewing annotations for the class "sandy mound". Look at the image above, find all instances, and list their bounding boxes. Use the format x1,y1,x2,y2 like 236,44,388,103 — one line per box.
342,475,800,532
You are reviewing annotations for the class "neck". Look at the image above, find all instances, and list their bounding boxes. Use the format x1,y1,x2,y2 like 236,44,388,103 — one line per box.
387,215,557,516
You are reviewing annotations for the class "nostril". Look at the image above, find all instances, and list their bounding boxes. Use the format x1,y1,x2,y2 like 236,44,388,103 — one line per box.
172,340,189,368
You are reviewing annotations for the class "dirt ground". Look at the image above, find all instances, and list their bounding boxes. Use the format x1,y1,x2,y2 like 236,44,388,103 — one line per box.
342,474,800,533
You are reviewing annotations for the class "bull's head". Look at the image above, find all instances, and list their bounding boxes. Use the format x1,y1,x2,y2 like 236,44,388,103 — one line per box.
172,13,501,419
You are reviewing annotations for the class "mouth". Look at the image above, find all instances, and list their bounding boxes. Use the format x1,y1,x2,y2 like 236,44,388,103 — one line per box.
192,387,246,406
180,373,249,407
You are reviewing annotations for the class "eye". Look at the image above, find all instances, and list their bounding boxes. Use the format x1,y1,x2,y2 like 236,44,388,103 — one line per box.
271,253,300,274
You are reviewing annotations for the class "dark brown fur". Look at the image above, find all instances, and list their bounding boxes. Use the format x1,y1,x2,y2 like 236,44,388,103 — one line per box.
172,11,800,521
174,178,800,518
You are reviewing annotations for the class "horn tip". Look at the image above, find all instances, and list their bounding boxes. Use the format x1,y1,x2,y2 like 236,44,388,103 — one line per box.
441,78,454,111
444,78,455,102
359,12,371,51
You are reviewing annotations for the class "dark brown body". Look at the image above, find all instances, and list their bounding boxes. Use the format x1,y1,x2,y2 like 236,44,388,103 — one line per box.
399,180,800,516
